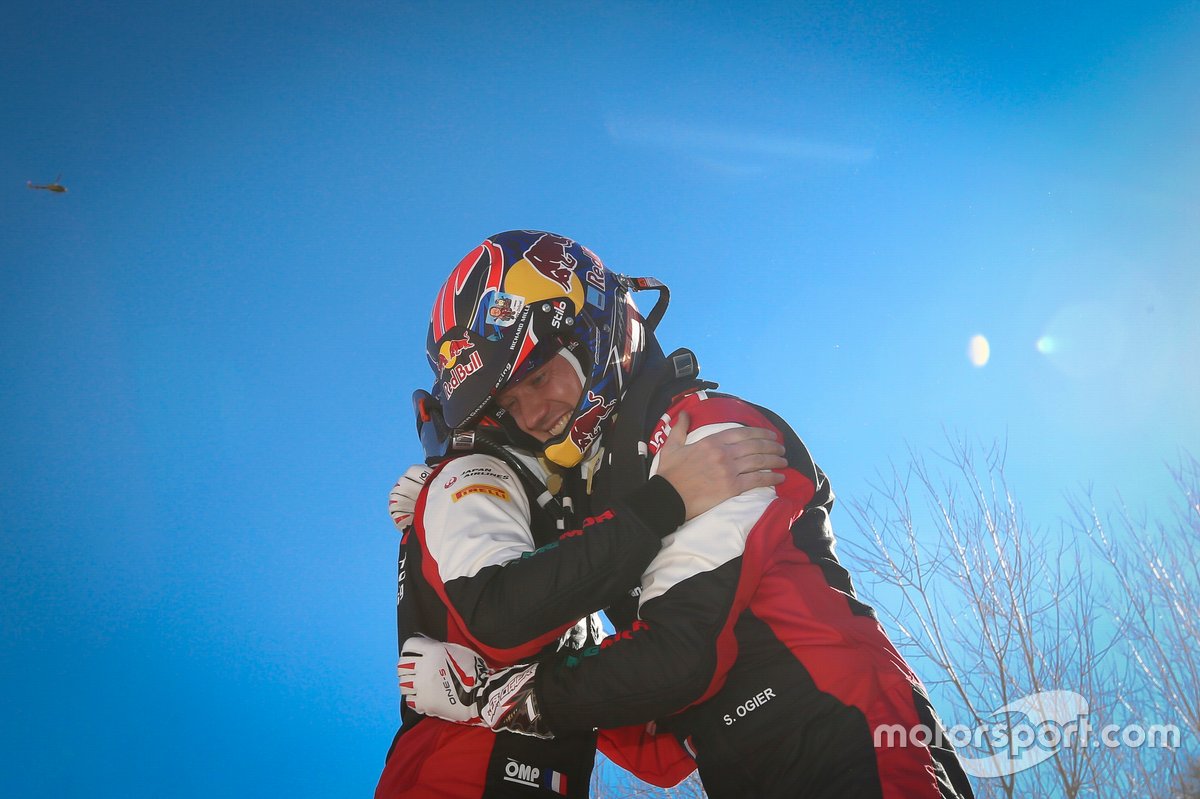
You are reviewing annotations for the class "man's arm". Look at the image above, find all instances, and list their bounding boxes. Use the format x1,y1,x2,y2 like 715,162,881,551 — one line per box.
413,452,681,664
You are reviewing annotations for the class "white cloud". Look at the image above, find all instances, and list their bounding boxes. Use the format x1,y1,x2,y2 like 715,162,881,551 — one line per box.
605,113,874,166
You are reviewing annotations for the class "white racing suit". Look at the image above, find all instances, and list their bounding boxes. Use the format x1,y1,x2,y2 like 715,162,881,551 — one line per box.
374,447,694,798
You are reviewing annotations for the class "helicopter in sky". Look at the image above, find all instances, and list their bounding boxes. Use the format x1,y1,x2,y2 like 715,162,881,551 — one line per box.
27,174,67,193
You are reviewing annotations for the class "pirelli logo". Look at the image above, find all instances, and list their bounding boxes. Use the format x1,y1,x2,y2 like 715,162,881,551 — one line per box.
452,483,510,502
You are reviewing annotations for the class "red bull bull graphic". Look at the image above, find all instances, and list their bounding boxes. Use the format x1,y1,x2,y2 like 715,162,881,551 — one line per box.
523,233,577,292
572,390,616,450
545,390,616,465
442,350,484,399
438,336,475,370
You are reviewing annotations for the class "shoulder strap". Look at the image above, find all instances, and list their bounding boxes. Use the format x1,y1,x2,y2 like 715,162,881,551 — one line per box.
470,439,580,537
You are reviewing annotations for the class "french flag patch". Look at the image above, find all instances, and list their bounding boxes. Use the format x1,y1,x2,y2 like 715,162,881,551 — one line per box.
542,769,568,795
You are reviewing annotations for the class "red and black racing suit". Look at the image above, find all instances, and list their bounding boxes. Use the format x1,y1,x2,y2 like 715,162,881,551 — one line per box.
530,390,975,799
374,448,693,798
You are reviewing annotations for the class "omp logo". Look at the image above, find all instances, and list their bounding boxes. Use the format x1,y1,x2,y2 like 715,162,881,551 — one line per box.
501,759,567,793
451,484,510,502
503,759,540,787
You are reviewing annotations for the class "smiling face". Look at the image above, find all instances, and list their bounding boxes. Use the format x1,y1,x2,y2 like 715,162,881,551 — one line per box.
495,352,583,443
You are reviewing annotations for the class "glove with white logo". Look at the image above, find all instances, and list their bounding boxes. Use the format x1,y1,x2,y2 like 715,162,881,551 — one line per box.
389,465,430,531
399,635,553,738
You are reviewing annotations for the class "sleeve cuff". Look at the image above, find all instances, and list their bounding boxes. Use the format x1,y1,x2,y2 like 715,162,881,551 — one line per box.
618,475,686,538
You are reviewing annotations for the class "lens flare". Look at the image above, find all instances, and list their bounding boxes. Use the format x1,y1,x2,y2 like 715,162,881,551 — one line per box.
1038,301,1127,379
968,334,990,367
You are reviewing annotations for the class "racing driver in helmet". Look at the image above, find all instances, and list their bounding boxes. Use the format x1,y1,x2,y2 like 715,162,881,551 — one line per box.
398,230,976,799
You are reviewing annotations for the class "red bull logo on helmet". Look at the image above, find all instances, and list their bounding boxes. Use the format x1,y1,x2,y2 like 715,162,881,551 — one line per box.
523,233,577,292
569,390,616,453
580,244,606,291
442,350,484,398
438,336,475,370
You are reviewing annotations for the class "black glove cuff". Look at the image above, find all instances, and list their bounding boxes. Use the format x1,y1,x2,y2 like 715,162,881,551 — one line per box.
618,474,686,539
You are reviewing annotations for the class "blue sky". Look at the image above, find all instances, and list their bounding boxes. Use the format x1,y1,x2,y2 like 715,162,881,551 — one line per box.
3,2,1198,796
